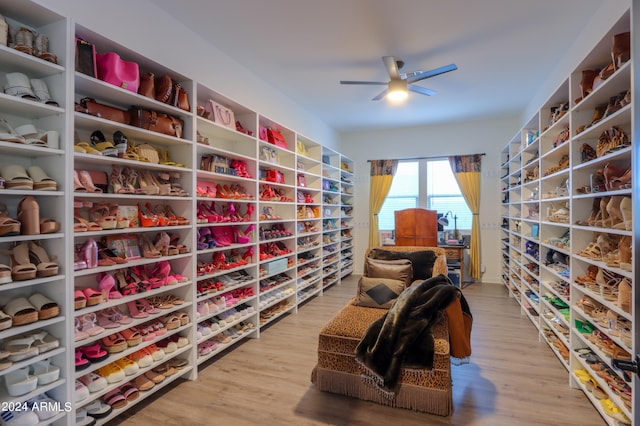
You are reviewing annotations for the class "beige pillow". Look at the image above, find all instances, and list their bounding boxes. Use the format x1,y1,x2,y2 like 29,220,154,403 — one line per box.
353,276,405,309
365,258,413,287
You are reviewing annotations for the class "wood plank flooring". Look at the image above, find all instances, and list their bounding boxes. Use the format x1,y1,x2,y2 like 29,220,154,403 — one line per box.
115,277,605,426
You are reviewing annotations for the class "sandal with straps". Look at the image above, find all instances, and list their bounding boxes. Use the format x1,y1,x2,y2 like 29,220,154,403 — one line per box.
0,202,21,237
2,242,37,281
89,202,118,230
28,241,59,277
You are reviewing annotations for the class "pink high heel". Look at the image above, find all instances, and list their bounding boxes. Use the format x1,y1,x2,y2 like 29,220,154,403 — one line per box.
97,272,122,301
81,238,98,269
234,224,255,244
151,260,172,286
126,300,149,319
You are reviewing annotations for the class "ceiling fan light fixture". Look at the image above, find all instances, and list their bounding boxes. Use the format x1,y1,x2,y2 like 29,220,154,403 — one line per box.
387,79,408,102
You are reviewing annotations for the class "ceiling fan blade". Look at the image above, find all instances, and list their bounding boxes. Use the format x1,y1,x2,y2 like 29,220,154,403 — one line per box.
382,56,400,80
340,80,388,85
372,89,388,101
408,85,436,96
406,64,458,83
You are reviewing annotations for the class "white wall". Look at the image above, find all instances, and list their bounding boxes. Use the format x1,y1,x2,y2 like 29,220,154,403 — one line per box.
39,0,340,148
339,115,520,283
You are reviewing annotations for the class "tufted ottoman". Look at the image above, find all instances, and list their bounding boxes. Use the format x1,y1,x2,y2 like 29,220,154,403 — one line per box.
311,302,452,415
311,246,453,416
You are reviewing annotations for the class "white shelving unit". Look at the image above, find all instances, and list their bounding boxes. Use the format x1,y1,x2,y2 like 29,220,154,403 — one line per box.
500,9,636,425
0,2,357,424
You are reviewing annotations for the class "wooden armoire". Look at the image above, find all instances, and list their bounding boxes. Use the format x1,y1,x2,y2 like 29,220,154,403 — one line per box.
394,208,438,246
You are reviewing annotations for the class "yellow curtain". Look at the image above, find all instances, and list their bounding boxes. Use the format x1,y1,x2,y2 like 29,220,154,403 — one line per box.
368,160,398,247
449,155,482,280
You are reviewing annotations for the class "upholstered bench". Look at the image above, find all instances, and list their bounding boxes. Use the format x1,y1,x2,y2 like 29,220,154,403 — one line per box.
311,246,457,416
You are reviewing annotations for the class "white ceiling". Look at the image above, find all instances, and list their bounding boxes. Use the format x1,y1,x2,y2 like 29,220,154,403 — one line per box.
150,0,606,132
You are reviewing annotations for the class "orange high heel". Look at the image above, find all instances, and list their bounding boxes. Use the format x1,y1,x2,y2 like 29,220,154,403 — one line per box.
215,184,229,198
138,204,159,227
242,247,254,263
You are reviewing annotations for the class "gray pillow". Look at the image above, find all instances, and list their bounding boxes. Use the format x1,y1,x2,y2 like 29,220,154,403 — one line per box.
368,249,437,280
353,276,405,309
365,258,412,287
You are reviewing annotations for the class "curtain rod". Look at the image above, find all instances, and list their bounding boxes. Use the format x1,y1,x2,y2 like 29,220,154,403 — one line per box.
366,153,486,162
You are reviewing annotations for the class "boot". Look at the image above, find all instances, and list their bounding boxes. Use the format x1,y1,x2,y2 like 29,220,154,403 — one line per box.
34,34,57,64
618,236,632,272
595,197,610,227
617,279,631,313
12,27,34,55
603,162,626,191
612,32,630,70
579,69,599,101
577,197,601,226
605,195,624,228
617,196,632,231
589,104,607,128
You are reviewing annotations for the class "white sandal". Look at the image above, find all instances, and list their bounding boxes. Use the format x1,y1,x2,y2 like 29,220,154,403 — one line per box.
5,335,39,362
3,72,37,101
5,366,38,396
30,359,60,385
0,118,26,143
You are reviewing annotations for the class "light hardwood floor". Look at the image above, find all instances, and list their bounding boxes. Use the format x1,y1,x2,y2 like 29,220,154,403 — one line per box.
115,276,605,426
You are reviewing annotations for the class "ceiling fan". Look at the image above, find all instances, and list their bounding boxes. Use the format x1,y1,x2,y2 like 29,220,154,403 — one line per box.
340,56,457,101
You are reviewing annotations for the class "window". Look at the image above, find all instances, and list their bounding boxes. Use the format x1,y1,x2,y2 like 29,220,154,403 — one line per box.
378,159,472,234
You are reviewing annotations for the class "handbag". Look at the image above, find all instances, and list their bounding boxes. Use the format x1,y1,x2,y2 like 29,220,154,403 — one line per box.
266,169,285,184
258,125,268,141
154,74,173,103
75,37,97,77
267,129,288,149
129,107,183,138
138,72,155,98
211,225,234,246
77,97,131,124
204,99,236,130
95,52,140,93
296,139,309,157
136,143,160,164
171,82,191,112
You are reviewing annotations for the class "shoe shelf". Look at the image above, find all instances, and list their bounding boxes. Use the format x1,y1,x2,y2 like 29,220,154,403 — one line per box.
500,8,635,424
0,1,69,421
93,367,194,426
570,367,630,426
74,318,191,380
0,2,361,422
76,344,193,411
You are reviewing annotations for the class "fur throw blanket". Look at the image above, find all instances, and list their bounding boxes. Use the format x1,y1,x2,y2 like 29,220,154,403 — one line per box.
354,274,471,397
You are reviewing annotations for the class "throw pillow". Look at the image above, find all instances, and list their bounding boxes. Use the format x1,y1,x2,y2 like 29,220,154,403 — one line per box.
353,276,405,309
365,258,412,287
368,248,437,281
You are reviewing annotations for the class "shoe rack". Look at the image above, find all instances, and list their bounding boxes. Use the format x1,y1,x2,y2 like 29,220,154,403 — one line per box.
0,1,69,425
500,9,635,425
71,23,196,425
0,2,358,424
